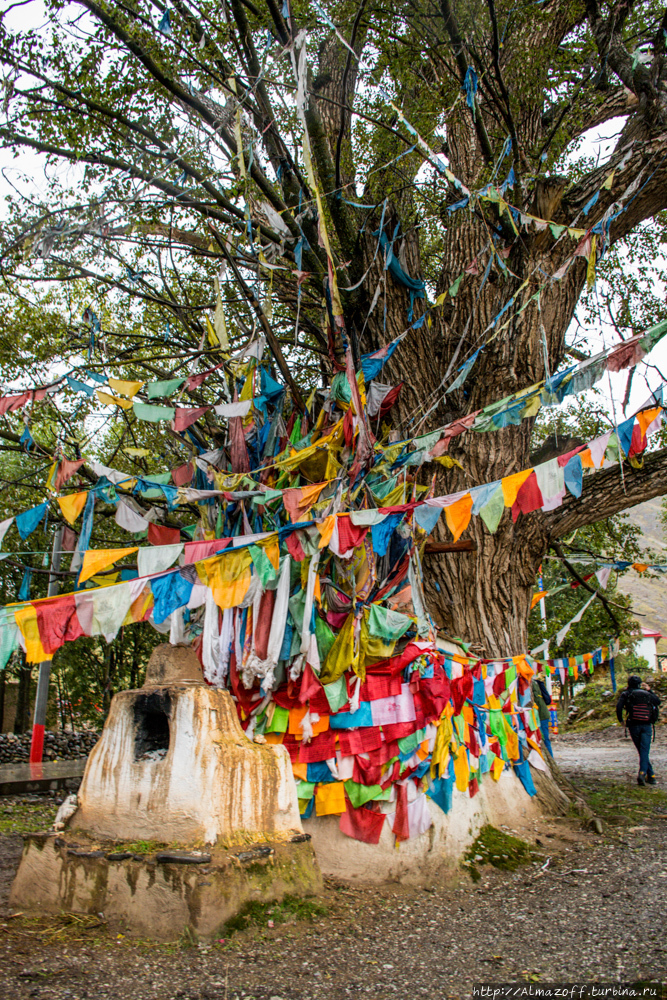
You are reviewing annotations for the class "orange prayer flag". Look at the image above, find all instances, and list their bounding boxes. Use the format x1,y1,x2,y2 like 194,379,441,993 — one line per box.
514,656,534,681
579,448,595,469
317,513,336,548
79,546,139,584
636,406,662,438
58,491,87,525
501,469,533,508
531,590,546,610
633,562,649,573
444,493,473,543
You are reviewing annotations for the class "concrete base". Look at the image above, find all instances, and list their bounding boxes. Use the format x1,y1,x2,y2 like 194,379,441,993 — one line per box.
10,830,322,942
304,767,567,884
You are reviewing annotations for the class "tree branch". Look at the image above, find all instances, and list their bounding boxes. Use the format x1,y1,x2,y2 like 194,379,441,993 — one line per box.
543,446,667,538
550,540,621,632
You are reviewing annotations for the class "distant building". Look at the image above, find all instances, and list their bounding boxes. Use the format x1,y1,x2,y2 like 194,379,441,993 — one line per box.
636,626,663,672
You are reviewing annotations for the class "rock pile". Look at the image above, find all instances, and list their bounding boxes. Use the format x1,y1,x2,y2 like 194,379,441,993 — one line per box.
0,730,99,764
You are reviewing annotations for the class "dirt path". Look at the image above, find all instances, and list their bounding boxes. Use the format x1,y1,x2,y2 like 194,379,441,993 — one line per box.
554,730,667,782
1,734,666,999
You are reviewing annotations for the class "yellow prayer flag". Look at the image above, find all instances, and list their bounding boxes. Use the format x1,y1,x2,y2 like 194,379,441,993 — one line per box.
453,744,470,792
14,604,51,664
97,390,133,410
58,491,88,525
196,548,252,609
501,469,533,508
315,781,346,816
206,316,220,349
45,462,58,493
503,716,519,761
108,378,144,398
79,546,139,584
492,756,504,781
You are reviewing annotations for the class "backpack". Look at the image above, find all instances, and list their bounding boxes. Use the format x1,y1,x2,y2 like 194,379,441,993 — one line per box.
625,688,660,725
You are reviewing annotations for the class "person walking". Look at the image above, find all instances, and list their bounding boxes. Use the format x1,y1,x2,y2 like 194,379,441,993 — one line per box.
616,675,661,785
531,670,554,757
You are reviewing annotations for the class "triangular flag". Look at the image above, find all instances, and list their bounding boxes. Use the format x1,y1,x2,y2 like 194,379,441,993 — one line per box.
501,469,533,508
444,494,473,543
58,491,88,525
108,378,144,398
97,390,133,410
79,546,139,583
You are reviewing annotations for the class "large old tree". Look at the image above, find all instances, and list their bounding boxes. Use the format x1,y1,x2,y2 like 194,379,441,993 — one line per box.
0,0,667,656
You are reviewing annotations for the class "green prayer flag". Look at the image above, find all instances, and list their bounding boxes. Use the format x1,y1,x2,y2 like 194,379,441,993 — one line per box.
479,484,504,533
266,704,289,734
323,674,348,713
488,709,507,745
146,377,185,399
344,780,384,809
368,604,412,642
295,780,315,799
133,401,176,422
249,544,278,586
315,615,336,662
397,728,425,756
448,274,463,297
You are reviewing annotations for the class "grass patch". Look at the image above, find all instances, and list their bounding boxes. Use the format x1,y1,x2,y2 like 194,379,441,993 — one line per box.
6,911,109,946
223,894,327,935
463,824,534,882
120,840,167,855
572,778,667,826
0,797,58,836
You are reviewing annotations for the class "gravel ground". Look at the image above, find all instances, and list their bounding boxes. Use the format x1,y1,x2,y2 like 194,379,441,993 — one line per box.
0,732,666,999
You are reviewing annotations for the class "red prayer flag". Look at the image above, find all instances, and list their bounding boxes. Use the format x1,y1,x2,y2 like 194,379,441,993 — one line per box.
33,594,85,656
299,660,321,704
173,406,210,433
511,470,544,522
171,461,194,487
339,802,385,845
184,361,225,391
55,458,84,492
148,522,181,546
378,381,403,420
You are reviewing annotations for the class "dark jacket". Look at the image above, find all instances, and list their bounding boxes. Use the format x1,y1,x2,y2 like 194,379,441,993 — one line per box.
616,687,661,725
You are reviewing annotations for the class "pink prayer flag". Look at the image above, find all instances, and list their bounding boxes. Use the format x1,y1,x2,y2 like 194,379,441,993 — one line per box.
173,406,210,432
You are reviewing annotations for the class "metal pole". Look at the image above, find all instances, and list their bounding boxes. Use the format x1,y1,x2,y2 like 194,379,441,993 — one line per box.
29,524,63,763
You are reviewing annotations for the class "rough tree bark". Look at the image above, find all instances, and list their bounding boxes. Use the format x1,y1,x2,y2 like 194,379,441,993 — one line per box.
307,3,667,656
